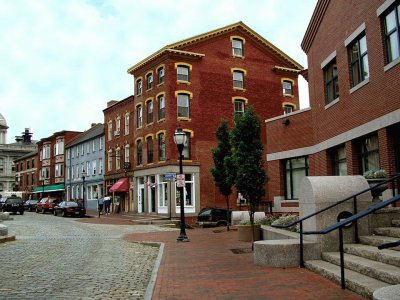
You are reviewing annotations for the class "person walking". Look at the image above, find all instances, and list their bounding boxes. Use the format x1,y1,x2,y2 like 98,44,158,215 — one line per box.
104,195,111,215
98,197,104,215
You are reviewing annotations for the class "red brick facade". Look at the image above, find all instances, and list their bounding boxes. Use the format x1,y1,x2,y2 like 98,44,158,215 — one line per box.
266,0,400,212
14,152,38,200
106,22,303,217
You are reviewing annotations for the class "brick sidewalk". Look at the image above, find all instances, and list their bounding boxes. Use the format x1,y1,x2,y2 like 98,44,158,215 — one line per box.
82,212,365,299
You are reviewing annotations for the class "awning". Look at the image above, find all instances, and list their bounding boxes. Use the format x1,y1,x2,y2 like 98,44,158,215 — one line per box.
33,184,65,193
109,178,129,192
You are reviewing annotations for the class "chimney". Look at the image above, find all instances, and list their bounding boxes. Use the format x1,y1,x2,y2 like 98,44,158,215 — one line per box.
107,100,118,107
22,128,33,144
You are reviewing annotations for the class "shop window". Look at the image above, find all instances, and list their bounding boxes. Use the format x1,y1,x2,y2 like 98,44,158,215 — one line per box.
285,157,309,200
176,174,195,206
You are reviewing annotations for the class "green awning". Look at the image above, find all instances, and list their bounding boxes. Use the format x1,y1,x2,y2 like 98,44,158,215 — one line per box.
33,184,65,193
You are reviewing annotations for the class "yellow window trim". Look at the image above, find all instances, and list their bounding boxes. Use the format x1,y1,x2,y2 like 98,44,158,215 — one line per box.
145,97,154,105
177,80,191,85
157,82,165,87
156,64,165,71
156,92,166,100
175,62,192,71
175,90,193,99
156,130,167,138
177,117,192,122
145,70,154,77
135,102,143,109
282,102,297,110
135,76,143,83
233,87,246,92
232,55,245,59
281,78,295,85
135,137,143,144
145,133,154,140
230,35,246,44
232,97,248,105
183,129,194,138
231,67,247,76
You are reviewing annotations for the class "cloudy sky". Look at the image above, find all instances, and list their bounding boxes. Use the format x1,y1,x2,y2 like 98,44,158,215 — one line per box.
0,0,317,144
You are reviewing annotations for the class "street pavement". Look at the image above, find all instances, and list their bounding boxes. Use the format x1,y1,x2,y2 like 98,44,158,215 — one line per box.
0,212,176,300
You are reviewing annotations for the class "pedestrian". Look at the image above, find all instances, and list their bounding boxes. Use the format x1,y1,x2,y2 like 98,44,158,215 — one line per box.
98,197,104,214
104,195,111,215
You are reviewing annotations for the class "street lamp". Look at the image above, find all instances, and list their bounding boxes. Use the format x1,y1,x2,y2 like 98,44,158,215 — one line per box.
81,169,86,209
173,125,189,242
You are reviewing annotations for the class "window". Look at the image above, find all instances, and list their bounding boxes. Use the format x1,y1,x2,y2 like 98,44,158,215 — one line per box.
41,167,50,179
182,132,190,159
176,174,194,206
349,35,369,87
157,67,165,84
115,116,121,136
324,59,339,105
158,132,166,161
124,145,130,163
92,160,96,175
234,100,245,118
125,113,129,134
146,73,153,90
147,136,153,163
285,157,309,200
157,175,168,207
107,150,112,171
32,158,35,168
43,144,51,159
81,144,84,155
99,136,103,150
136,79,142,95
177,93,190,118
232,38,243,56
137,140,143,165
55,164,63,177
383,4,400,63
116,148,120,170
86,142,90,153
360,135,380,173
282,80,293,96
136,105,142,128
283,104,294,115
108,121,112,141
99,158,103,174
177,65,190,82
332,146,347,176
233,70,244,89
92,140,96,152
76,165,79,179
158,94,165,120
147,100,153,124
54,139,64,155
86,161,90,175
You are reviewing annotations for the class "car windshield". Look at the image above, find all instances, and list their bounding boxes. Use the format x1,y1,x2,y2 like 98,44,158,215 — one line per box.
65,202,78,207
199,208,212,216
6,198,22,204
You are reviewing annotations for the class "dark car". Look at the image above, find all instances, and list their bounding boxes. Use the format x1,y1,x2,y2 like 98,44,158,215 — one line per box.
24,199,39,212
36,197,60,214
53,201,86,217
0,197,6,209
2,196,24,215
197,207,232,227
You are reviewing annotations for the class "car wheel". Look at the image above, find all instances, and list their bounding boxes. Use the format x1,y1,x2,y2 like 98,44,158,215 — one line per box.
20,210,24,215
62,211,67,217
42,209,45,214
54,210,57,216
217,221,227,227
36,208,39,213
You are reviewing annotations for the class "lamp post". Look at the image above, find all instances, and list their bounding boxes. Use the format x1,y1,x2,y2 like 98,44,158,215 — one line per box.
81,169,86,209
173,126,189,242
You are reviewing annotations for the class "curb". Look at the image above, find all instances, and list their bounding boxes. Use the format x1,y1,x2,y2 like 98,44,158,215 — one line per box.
0,235,16,243
144,242,165,300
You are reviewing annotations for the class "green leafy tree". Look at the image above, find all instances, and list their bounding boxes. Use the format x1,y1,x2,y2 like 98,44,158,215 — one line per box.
230,107,267,244
211,119,234,231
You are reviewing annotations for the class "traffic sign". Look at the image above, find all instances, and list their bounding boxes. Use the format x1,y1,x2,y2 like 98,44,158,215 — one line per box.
163,173,176,181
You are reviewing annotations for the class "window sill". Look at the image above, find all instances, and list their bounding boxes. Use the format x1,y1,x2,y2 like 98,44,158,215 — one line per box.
384,56,400,72
283,94,294,98
324,97,339,110
146,88,153,92
233,87,246,92
157,118,166,123
136,127,143,131
349,77,369,94
146,122,154,127
232,54,245,59
177,117,191,121
177,80,191,85
157,82,165,87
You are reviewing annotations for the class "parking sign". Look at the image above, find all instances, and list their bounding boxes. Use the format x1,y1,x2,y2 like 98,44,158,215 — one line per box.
176,174,185,187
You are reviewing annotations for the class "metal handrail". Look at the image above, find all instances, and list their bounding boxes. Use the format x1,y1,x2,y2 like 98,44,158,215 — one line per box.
272,174,400,268
303,194,400,289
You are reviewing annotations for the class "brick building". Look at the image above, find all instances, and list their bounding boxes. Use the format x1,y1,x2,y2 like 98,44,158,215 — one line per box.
114,22,303,218
34,130,81,199
14,151,38,200
265,0,400,213
103,96,135,212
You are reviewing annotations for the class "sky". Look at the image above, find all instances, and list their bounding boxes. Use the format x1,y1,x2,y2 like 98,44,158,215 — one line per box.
0,0,317,144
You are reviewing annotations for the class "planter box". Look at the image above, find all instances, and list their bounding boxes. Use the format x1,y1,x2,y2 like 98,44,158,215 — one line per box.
237,224,261,242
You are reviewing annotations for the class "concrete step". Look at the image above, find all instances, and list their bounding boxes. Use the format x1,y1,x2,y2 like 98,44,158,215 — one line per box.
360,235,400,251
322,252,400,284
344,244,400,267
374,227,400,238
392,219,400,227
305,259,390,298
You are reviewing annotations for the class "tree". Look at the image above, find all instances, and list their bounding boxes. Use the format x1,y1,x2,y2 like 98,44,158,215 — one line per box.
230,107,267,245
211,119,234,231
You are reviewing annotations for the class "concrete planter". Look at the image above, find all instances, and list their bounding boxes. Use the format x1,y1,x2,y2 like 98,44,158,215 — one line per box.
237,224,261,242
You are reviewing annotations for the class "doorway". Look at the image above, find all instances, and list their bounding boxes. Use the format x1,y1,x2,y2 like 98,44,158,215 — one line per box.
137,177,145,213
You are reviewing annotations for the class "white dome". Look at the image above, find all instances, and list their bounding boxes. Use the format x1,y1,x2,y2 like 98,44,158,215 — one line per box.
0,113,6,127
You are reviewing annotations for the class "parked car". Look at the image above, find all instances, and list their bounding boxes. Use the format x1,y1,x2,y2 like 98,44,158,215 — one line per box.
24,199,39,212
53,201,86,217
197,207,232,227
0,197,6,209
36,197,60,214
2,196,24,215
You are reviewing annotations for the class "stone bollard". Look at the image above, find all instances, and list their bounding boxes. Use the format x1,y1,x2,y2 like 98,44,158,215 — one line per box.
0,224,8,236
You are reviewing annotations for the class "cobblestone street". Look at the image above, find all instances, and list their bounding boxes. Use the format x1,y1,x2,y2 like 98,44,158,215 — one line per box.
0,213,174,300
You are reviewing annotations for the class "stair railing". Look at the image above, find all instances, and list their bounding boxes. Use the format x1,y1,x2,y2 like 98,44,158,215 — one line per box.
272,174,400,269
